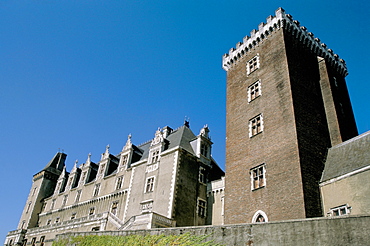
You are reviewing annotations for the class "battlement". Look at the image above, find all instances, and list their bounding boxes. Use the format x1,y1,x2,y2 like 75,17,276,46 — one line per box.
222,7,348,76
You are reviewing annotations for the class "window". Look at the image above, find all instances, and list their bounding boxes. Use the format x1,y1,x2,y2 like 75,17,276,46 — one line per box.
40,236,45,246
197,198,206,217
116,176,123,190
75,190,82,203
41,202,47,212
248,80,261,102
251,164,266,190
329,204,351,217
145,177,155,193
62,195,68,207
89,207,95,216
50,199,56,210
32,187,37,196
121,154,129,166
199,167,206,184
46,219,51,225
26,202,32,213
31,237,36,246
93,183,101,197
249,114,263,137
252,210,268,223
55,217,60,223
21,220,26,229
71,212,76,220
247,55,260,75
22,239,27,246
91,226,100,231
111,201,119,215
151,149,160,163
99,164,106,175
200,143,208,157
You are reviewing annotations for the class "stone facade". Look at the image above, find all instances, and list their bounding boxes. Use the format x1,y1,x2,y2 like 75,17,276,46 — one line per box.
4,124,224,246
224,7,358,224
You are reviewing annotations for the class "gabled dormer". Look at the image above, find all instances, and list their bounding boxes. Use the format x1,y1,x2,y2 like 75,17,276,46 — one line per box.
97,145,110,180
191,125,213,165
148,128,169,164
65,160,81,191
119,134,134,171
79,153,98,185
54,166,69,195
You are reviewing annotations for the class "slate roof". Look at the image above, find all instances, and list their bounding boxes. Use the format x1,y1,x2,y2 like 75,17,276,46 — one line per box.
136,125,196,160
320,131,370,182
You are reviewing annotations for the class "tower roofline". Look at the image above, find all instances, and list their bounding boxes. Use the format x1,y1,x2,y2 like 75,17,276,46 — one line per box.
222,7,348,76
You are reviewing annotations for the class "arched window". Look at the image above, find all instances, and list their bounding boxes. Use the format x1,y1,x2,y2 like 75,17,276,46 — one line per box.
252,210,268,223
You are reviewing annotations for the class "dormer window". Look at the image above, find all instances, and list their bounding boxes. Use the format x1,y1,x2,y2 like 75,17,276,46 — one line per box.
200,143,208,157
149,148,160,164
121,154,129,166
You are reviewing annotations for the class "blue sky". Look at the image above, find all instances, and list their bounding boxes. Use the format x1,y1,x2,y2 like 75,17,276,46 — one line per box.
1,0,369,240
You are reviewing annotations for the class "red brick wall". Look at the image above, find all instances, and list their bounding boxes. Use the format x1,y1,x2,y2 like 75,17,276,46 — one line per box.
225,29,306,224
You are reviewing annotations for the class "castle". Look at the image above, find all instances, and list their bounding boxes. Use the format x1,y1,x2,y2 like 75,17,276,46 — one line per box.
5,7,369,246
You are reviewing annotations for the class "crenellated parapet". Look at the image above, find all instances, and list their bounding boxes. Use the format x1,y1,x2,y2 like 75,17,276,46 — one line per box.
222,7,348,76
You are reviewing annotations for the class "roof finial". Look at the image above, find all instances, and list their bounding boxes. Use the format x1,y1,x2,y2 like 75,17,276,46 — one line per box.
184,116,190,128
86,153,91,165
101,145,110,160
122,134,132,151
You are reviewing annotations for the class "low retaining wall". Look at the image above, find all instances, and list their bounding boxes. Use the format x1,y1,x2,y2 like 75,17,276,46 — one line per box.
56,215,370,246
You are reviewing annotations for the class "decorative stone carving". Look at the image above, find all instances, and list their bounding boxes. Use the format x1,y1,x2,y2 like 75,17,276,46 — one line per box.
151,128,164,146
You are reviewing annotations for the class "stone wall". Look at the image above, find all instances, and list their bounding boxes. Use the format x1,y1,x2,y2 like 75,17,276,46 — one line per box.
55,215,370,246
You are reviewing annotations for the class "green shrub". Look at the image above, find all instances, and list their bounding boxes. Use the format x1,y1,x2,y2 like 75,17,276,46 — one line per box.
52,233,223,246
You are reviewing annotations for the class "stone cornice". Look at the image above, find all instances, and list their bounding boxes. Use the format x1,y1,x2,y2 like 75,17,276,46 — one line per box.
222,7,348,77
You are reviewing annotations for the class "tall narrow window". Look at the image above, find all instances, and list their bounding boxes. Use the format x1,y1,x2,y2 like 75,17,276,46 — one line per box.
93,183,101,197
71,212,76,220
31,237,36,246
250,164,266,190
111,201,119,215
26,202,32,213
199,167,206,184
116,176,123,190
40,236,45,246
249,114,263,137
248,80,261,102
200,143,208,157
75,190,82,203
62,195,68,207
89,207,95,216
32,187,37,196
197,198,206,217
50,199,56,210
145,177,155,193
247,55,260,75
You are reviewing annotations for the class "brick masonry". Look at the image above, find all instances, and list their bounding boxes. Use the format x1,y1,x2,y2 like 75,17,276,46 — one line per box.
224,20,357,223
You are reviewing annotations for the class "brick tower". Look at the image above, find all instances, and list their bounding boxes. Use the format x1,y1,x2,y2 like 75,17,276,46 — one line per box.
223,8,357,224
